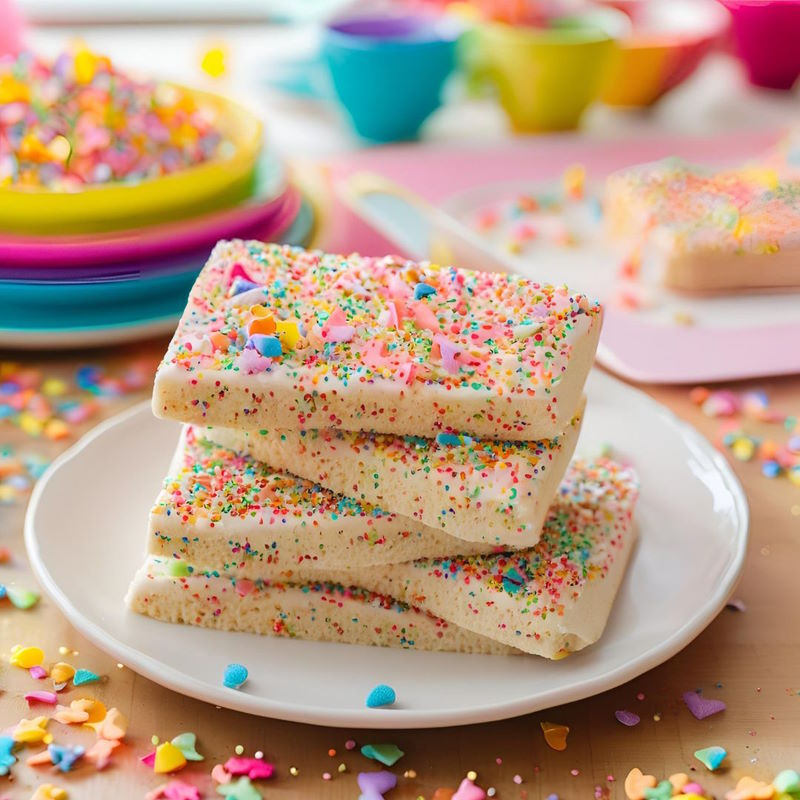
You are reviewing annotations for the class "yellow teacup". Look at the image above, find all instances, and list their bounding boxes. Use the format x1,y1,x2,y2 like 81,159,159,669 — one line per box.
472,10,628,132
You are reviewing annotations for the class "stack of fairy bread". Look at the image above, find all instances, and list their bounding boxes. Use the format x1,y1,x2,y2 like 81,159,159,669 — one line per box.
126,240,639,659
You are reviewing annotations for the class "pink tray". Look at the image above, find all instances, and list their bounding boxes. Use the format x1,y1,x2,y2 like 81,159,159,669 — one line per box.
326,130,800,384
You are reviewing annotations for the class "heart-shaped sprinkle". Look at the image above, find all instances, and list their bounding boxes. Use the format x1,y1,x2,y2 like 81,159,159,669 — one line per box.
683,691,727,720
452,777,487,800
773,770,800,795
211,764,232,784
615,710,641,727
361,743,404,767
625,768,658,800
366,684,396,709
694,746,727,771
358,769,397,799
725,776,775,800
171,732,203,762
669,773,689,791
154,742,187,774
540,721,569,751
73,668,100,686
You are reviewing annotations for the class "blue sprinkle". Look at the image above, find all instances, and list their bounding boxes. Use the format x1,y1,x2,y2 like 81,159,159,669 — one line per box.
246,335,282,358
436,433,461,446
73,668,100,686
223,663,248,690
762,460,781,478
366,684,396,708
413,282,436,300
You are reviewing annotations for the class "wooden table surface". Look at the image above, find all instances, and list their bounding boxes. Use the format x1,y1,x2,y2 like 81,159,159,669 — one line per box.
1,339,798,800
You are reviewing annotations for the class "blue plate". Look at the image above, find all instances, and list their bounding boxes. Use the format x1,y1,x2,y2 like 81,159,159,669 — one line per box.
0,199,315,336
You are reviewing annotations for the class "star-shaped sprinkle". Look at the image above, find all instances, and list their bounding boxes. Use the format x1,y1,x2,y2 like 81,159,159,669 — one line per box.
84,738,120,770
72,669,100,687
49,744,85,773
0,736,18,776
171,732,203,762
30,784,68,800
224,756,274,780
146,779,201,800
216,776,261,800
360,743,404,767
13,716,49,744
358,770,397,800
643,780,673,800
694,746,727,771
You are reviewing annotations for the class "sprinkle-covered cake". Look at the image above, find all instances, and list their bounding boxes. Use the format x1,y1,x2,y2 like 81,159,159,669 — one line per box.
152,241,601,440
605,133,800,292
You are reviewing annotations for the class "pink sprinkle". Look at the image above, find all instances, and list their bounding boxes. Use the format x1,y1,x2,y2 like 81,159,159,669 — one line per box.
235,579,255,598
211,764,231,784
324,325,356,343
25,691,58,705
29,666,47,680
229,262,257,285
322,772,331,780
683,783,704,795
223,757,274,780
140,751,156,768
495,758,503,765
571,769,580,776
513,774,523,784
345,740,356,751
434,334,461,374
636,692,645,701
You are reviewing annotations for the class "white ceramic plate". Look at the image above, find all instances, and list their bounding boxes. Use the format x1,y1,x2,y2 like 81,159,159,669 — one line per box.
25,370,748,728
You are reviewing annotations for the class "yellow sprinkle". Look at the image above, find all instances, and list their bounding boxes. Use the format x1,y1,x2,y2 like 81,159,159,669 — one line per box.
467,770,478,781
731,438,755,461
289,766,299,776
275,319,301,350
10,645,44,669
201,45,227,78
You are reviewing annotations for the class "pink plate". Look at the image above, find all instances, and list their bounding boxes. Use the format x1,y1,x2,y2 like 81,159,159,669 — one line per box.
0,156,288,268
327,130,799,384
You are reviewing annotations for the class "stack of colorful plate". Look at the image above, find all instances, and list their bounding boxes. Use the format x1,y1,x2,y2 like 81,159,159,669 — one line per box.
0,64,314,349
